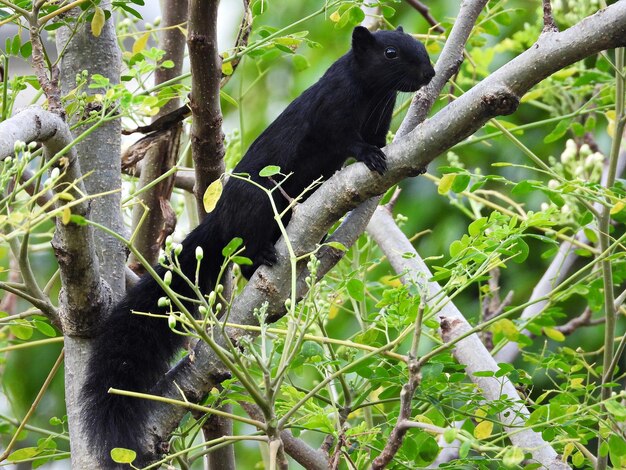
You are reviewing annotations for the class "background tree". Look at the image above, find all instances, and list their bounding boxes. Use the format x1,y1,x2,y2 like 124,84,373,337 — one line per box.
0,0,625,469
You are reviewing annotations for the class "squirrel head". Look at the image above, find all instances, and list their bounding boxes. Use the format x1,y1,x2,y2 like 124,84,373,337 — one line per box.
351,26,435,92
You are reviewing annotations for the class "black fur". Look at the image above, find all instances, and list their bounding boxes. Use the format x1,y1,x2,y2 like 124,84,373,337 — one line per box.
82,26,434,466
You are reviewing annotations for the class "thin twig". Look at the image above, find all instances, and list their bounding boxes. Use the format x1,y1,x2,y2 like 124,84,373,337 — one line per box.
542,0,559,33
404,0,445,33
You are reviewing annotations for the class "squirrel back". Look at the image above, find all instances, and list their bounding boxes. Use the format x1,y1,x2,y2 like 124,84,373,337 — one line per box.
82,25,434,466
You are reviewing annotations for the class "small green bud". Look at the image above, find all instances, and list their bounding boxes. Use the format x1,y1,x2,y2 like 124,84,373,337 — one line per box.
208,291,216,306
199,306,208,316
174,244,183,256
165,236,173,250
14,140,25,153
158,297,169,307
195,246,203,260
168,314,176,329
216,284,223,294
164,270,172,285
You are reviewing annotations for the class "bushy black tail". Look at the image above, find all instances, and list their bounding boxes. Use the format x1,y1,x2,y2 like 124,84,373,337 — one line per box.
81,219,222,467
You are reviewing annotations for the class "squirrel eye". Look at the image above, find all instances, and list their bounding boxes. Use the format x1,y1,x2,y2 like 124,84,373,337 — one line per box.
384,46,398,59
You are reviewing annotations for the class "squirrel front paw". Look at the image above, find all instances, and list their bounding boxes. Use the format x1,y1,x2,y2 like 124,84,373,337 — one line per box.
241,244,278,278
357,145,387,175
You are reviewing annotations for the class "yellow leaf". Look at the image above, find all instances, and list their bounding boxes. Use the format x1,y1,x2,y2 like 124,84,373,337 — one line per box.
61,206,71,225
570,378,584,389
426,42,441,55
543,327,565,342
553,68,577,79
91,7,105,37
606,110,616,138
329,10,341,22
521,88,544,103
438,173,456,195
133,32,150,55
611,200,625,215
473,420,493,439
222,61,233,76
328,303,340,320
490,318,519,340
474,407,488,420
58,192,75,201
203,178,223,213
380,275,402,287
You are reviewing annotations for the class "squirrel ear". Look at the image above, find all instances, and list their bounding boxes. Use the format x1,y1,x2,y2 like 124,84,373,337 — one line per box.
352,26,375,52
396,25,404,32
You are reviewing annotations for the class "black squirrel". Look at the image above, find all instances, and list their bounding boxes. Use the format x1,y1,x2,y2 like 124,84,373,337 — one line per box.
82,25,434,466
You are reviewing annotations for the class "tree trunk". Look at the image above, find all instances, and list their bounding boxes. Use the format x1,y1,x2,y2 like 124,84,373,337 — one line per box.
54,2,123,468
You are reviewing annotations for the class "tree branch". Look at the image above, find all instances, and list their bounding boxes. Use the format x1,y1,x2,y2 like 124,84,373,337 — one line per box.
367,206,568,469
188,0,226,219
404,0,445,33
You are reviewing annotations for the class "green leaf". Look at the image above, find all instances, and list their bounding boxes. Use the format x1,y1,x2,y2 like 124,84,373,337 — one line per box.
259,165,280,177
510,237,529,263
8,447,39,462
11,34,21,56
543,119,571,143
346,279,364,302
10,319,33,340
222,237,243,257
231,256,253,266
110,448,136,464
325,241,347,252
468,217,487,237
605,399,626,420
451,174,470,193
503,446,525,467
292,54,310,71
251,0,267,16
34,320,56,337
382,6,396,18
19,41,32,58
482,19,500,36
220,90,238,107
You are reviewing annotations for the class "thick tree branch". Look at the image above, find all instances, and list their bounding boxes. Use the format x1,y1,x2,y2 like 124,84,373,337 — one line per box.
144,1,626,458
0,107,108,331
367,207,568,469
188,0,226,219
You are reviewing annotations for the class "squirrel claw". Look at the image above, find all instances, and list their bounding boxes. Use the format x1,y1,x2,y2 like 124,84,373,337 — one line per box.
360,146,387,175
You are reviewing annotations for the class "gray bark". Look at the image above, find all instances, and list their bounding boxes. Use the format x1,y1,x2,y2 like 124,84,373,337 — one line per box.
54,3,123,468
